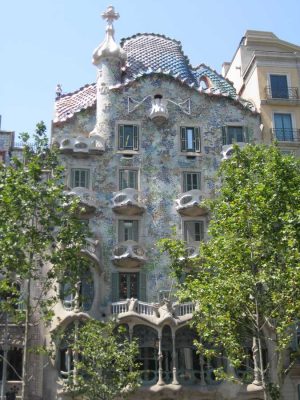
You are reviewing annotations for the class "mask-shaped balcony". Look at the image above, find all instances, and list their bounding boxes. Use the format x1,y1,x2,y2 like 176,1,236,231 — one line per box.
176,190,208,217
57,135,105,155
178,245,199,260
112,188,145,216
149,96,168,125
112,240,147,267
67,187,97,214
221,143,247,160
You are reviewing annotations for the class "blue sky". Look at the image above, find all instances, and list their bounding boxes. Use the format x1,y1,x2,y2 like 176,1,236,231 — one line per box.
1,0,299,139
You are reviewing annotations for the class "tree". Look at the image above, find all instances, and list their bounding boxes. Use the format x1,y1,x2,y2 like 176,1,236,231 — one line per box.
160,145,300,400
0,122,89,400
62,319,140,400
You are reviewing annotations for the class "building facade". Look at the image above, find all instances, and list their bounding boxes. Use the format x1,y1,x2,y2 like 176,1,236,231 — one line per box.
223,30,300,156
44,7,265,400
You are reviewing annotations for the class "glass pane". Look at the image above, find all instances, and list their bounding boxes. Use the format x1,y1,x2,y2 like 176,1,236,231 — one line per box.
270,75,288,98
186,128,194,151
119,273,129,299
119,273,139,299
123,125,134,149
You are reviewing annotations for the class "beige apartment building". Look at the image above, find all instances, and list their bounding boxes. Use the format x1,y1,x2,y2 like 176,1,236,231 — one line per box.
223,30,300,155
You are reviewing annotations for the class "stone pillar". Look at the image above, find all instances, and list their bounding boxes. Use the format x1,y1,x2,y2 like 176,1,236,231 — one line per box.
171,332,179,385
157,334,165,386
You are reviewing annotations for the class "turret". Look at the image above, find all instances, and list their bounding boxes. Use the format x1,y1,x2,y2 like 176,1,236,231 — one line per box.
90,6,126,141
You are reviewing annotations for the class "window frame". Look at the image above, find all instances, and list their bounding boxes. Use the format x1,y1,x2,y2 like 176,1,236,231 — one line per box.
70,168,90,189
117,123,139,152
182,219,206,243
118,219,140,242
182,171,202,192
111,271,147,302
273,111,295,142
268,73,290,99
118,168,139,190
222,125,249,145
180,126,201,153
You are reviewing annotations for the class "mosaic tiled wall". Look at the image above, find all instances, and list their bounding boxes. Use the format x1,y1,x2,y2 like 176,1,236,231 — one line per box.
53,74,261,305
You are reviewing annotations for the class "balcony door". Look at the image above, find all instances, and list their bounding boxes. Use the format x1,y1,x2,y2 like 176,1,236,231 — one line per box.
274,113,293,141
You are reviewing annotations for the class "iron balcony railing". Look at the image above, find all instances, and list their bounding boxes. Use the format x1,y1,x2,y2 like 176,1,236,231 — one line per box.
265,86,299,100
271,128,300,142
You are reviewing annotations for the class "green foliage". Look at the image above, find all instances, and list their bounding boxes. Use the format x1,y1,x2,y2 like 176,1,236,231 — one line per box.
160,145,300,398
0,121,90,320
63,319,140,400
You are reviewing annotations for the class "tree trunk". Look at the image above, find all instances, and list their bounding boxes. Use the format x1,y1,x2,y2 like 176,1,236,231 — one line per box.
21,277,31,400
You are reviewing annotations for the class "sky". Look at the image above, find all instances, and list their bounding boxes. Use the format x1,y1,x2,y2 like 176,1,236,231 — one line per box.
1,0,300,140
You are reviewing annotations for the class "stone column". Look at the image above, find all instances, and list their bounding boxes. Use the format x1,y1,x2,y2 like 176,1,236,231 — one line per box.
171,332,179,385
157,334,165,386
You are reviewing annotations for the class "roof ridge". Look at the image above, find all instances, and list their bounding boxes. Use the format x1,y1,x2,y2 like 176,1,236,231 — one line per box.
57,82,96,100
120,32,182,47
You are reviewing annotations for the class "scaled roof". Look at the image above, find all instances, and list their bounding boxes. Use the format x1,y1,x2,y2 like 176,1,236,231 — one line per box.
54,33,252,123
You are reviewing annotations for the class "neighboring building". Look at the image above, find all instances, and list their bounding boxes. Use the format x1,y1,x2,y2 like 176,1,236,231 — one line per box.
223,30,300,156
43,6,264,400
0,127,23,165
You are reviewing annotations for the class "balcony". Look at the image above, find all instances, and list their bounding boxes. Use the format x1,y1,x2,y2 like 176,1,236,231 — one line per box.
271,128,300,143
176,190,208,217
111,299,195,320
265,86,299,102
178,244,199,261
112,188,145,216
149,96,169,125
81,238,102,268
57,135,105,155
221,143,247,160
67,187,97,213
112,240,147,267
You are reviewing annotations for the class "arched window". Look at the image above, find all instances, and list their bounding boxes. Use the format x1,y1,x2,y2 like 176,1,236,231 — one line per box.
133,325,158,385
199,76,211,90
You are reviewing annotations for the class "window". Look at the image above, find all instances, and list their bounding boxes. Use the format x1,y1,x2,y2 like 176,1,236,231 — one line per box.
184,221,205,242
274,113,294,141
70,168,90,188
118,220,139,242
111,272,147,301
270,75,288,99
180,127,201,152
183,172,201,192
119,169,138,190
61,268,94,311
118,124,139,151
222,126,248,145
0,348,23,381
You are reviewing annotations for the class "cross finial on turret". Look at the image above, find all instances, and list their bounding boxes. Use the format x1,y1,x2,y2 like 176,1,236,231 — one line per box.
101,5,119,25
